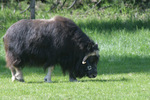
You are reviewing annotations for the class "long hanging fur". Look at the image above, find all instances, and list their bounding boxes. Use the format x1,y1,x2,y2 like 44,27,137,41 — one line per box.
3,16,99,78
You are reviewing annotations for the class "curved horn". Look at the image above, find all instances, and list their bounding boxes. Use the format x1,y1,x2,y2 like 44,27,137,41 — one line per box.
82,50,99,64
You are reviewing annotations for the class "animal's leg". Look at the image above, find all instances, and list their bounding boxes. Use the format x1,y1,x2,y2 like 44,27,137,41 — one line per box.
9,67,16,82
44,66,54,83
15,67,24,82
69,73,77,82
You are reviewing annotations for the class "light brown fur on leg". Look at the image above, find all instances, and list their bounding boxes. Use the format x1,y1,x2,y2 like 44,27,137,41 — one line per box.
9,67,16,82
44,66,54,83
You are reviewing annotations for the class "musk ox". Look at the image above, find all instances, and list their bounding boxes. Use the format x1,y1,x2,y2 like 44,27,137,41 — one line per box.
3,16,99,82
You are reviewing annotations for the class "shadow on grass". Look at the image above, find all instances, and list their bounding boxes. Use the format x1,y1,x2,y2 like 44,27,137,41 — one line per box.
78,18,150,33
26,77,129,84
79,78,129,82
23,55,150,77
0,55,150,79
98,55,150,75
27,81,44,84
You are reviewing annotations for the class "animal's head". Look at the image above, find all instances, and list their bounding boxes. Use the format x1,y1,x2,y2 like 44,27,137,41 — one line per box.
75,43,99,78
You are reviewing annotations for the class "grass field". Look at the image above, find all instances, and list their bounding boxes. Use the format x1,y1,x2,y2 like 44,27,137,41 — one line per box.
0,4,150,100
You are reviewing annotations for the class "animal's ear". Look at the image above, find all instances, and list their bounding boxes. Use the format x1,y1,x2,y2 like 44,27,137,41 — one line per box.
87,42,93,51
86,42,98,51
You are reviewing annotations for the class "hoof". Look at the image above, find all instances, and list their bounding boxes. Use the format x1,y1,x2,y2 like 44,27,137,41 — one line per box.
16,78,25,82
69,78,77,82
44,78,52,83
12,76,24,82
18,79,25,82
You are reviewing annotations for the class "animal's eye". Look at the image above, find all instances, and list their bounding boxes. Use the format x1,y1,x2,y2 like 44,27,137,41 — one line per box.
87,66,92,70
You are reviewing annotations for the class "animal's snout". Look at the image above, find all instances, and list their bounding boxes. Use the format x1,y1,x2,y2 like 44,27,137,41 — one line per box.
88,74,97,78
92,74,97,78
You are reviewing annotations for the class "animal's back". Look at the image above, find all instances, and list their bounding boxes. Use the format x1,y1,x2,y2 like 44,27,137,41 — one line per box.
3,16,80,68
3,16,99,82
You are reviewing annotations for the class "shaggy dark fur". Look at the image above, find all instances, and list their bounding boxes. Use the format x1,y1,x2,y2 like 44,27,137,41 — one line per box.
3,16,99,80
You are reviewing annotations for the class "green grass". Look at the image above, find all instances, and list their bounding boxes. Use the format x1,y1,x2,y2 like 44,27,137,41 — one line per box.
0,5,150,100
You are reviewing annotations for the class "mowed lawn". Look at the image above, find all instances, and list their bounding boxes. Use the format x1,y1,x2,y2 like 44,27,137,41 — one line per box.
0,9,150,100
